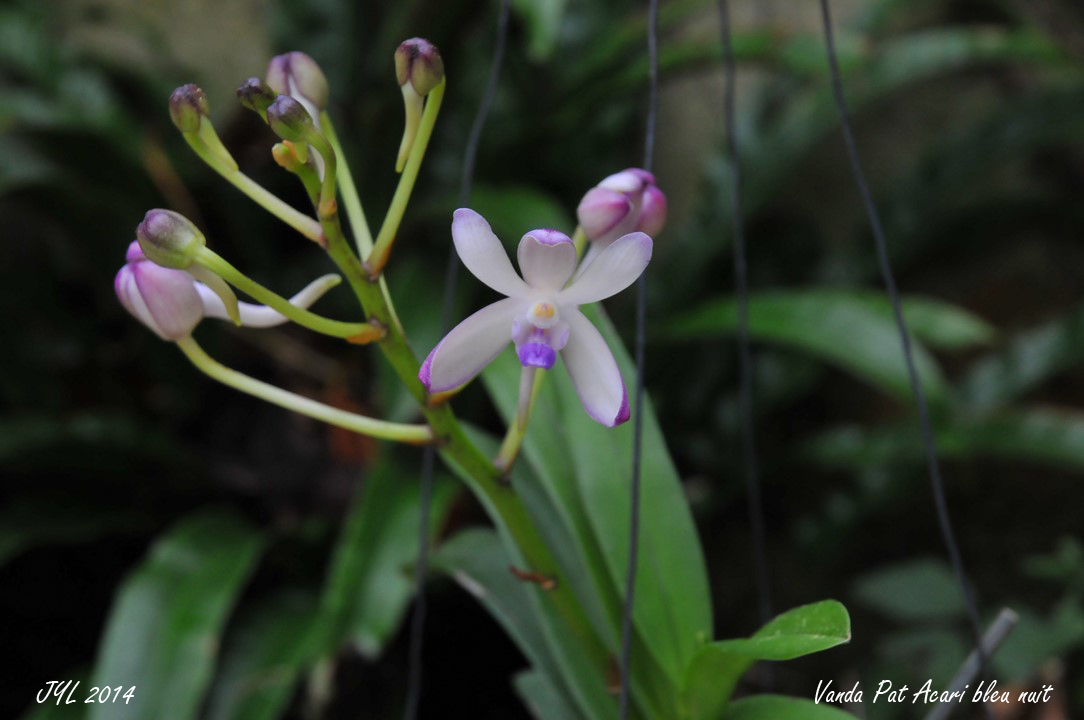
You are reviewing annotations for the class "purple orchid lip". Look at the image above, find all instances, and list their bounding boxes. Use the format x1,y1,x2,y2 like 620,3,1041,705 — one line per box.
517,342,557,369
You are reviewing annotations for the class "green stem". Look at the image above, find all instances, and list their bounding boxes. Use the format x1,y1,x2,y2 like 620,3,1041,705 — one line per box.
321,113,374,254
176,335,432,443
571,226,588,260
494,367,543,473
184,134,323,242
366,80,446,276
195,247,381,341
314,188,610,680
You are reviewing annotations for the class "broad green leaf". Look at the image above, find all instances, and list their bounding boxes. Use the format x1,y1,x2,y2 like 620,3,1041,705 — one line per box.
88,509,264,720
514,670,582,720
963,299,1084,410
864,294,994,350
853,560,964,622
722,695,857,720
483,351,677,717
432,528,608,720
683,601,850,720
805,408,1084,473
203,590,316,720
550,304,713,680
667,290,949,406
318,462,457,658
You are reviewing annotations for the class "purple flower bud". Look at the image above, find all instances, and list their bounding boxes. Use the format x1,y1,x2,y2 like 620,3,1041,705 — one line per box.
266,95,314,144
237,77,276,115
266,52,329,111
115,242,203,340
576,168,668,249
169,84,210,133
136,209,206,269
395,38,444,96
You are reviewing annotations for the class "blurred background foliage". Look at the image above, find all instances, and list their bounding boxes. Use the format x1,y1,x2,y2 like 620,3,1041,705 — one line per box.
2,0,1084,717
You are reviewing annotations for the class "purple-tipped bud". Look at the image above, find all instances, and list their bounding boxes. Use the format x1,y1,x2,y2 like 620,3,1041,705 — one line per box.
266,95,314,143
169,83,210,133
237,77,276,115
395,38,444,96
115,241,203,341
576,168,667,248
136,209,206,269
266,52,329,111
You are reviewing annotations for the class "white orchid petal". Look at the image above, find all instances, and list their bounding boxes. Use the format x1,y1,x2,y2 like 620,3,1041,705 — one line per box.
452,208,529,298
558,232,652,306
517,230,577,291
198,274,342,328
420,296,522,392
560,308,628,426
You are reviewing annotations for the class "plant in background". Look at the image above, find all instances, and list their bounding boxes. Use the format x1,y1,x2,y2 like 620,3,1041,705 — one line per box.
108,41,853,720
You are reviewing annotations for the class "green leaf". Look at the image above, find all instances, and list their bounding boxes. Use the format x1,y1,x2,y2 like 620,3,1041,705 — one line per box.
805,408,1084,474
319,461,457,658
482,355,678,717
203,590,316,720
667,290,950,406
722,695,857,720
548,305,713,679
864,294,995,350
962,299,1084,410
853,559,965,622
683,601,850,720
431,528,607,720
514,670,582,720
87,509,264,720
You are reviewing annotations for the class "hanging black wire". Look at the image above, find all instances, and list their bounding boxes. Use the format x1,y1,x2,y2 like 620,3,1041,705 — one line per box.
404,2,511,718
816,0,990,697
619,1,658,718
717,0,772,629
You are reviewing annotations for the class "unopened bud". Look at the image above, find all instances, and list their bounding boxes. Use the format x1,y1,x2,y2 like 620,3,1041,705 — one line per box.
169,83,210,133
576,168,667,248
266,51,329,111
267,95,314,144
395,38,444,96
237,77,276,117
115,241,204,341
136,209,206,269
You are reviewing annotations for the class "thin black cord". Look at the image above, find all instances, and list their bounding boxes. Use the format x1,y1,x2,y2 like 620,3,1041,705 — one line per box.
403,2,511,718
619,1,658,718
817,0,990,704
718,0,773,629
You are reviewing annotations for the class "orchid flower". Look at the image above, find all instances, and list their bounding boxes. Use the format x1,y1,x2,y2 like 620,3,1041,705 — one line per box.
116,241,339,339
419,209,652,427
576,168,667,284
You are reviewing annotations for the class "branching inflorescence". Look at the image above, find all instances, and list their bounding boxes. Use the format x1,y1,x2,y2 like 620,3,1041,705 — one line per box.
114,40,667,697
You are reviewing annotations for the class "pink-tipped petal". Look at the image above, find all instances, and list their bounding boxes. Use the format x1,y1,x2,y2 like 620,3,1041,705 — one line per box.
452,209,529,298
561,308,628,426
121,262,203,340
557,232,652,306
517,230,577,290
639,185,667,237
577,187,631,241
420,296,522,392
